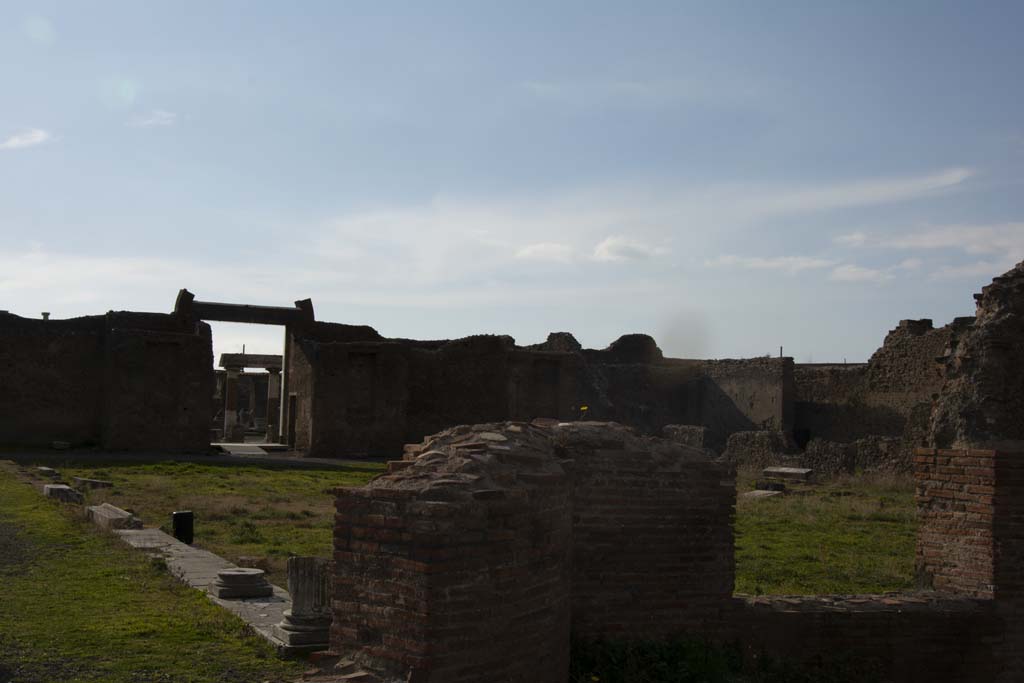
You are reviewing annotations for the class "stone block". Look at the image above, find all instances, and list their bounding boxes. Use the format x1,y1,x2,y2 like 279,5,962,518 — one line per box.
36,466,60,479
763,466,813,481
86,502,142,530
209,567,274,599
43,484,83,504
741,489,782,500
73,476,114,489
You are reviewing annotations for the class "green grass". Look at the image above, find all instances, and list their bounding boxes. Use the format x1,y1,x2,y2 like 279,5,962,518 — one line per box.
37,456,914,596
734,471,917,595
0,463,306,683
55,460,384,586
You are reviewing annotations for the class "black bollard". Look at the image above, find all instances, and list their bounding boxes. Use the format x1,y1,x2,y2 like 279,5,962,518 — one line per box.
172,510,194,545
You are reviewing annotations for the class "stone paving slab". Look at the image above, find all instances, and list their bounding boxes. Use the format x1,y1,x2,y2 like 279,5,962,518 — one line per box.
763,466,813,481
741,489,782,500
116,528,291,650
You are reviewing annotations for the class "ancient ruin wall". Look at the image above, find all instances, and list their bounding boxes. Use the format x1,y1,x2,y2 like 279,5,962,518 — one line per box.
102,313,213,450
793,319,955,444
332,423,572,683
0,311,211,451
0,314,105,446
930,263,1024,451
698,358,793,445
731,594,998,681
295,326,792,458
915,448,997,596
555,423,734,638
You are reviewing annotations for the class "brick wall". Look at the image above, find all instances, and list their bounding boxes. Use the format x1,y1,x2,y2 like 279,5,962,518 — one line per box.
915,447,996,597
332,424,573,682
730,595,999,681
0,311,211,451
556,424,734,639
330,422,1024,682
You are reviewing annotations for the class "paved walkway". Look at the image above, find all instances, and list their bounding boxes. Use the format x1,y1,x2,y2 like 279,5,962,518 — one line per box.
2,449,380,471
115,527,291,651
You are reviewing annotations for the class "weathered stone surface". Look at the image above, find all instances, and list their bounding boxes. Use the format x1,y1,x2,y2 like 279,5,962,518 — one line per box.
662,424,709,449
741,489,782,499
36,467,59,478
720,430,795,469
43,484,83,504
273,556,330,651
210,567,274,599
929,261,1024,451
86,502,142,530
763,466,812,481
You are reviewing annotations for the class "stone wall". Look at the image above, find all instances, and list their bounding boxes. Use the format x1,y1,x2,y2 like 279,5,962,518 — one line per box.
293,327,793,459
794,319,956,442
0,314,105,446
0,311,212,451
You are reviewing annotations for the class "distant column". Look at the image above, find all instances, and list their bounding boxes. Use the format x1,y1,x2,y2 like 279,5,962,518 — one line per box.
266,367,281,443
223,366,242,442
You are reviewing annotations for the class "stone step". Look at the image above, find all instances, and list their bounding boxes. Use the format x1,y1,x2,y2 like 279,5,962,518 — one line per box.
741,489,782,500
43,483,83,504
87,503,142,530
762,466,813,481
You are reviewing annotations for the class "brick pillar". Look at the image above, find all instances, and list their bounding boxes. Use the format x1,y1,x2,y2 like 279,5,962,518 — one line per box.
914,447,996,597
332,446,572,682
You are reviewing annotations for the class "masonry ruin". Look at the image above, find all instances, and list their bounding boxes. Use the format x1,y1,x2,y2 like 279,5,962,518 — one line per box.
327,261,1024,682
4,259,1024,678
1,281,956,471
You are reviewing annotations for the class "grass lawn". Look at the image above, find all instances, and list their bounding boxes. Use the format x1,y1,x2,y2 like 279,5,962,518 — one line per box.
734,470,917,595
0,462,306,683
24,455,915,597
54,460,384,586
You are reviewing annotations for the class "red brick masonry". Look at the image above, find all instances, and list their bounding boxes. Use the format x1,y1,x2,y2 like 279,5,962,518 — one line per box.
332,429,1021,682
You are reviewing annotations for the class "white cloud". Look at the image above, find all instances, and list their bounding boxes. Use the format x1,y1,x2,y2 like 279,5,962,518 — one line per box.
835,232,867,246
897,257,923,270
0,129,50,150
705,254,836,273
929,258,1020,280
129,110,178,128
21,15,55,45
593,236,666,262
515,242,575,262
829,264,893,283
757,167,973,215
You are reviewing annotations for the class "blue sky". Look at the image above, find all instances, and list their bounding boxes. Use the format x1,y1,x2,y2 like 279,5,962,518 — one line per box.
2,1,1022,364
